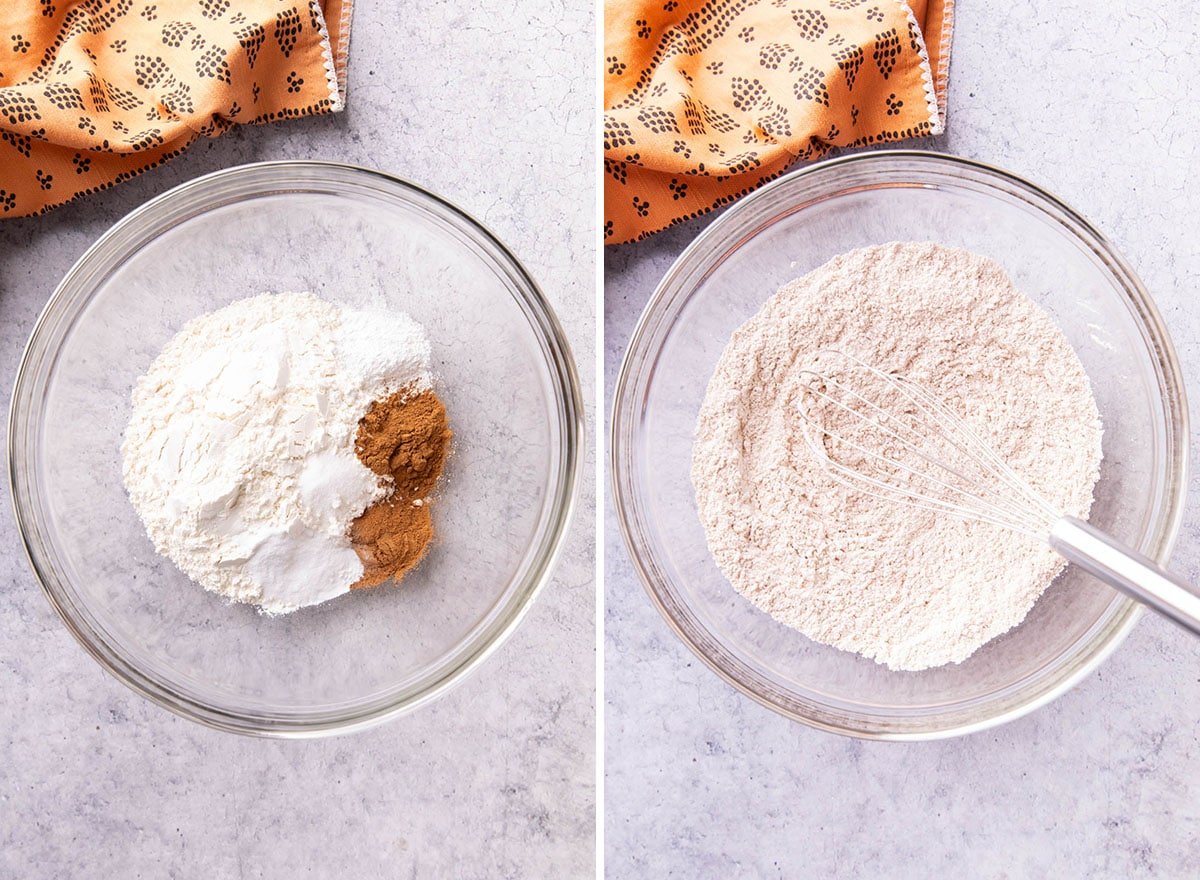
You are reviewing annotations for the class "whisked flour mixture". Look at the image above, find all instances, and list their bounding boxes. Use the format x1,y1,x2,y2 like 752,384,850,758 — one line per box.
691,242,1103,671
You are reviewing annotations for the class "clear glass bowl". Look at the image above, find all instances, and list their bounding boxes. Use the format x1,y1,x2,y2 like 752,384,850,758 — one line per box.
611,151,1188,739
9,161,582,736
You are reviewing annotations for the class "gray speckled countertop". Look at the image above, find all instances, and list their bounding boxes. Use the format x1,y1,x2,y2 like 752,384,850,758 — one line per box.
0,1,594,877
605,3,1200,877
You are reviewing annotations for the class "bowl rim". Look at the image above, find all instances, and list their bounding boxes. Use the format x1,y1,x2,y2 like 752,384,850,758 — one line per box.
8,159,584,738
610,149,1189,740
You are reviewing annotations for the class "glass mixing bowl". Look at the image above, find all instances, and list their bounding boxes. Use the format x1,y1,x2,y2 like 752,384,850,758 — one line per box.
611,151,1188,739
10,161,582,736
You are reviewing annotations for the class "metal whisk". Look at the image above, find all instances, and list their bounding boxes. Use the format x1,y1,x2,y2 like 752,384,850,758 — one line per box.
795,350,1200,637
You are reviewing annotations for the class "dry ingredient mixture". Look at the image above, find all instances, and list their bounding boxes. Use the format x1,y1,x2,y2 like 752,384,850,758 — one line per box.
691,242,1103,671
121,291,449,614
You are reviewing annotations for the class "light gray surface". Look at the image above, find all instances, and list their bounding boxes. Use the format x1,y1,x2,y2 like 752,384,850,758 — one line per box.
0,1,594,877
605,3,1200,877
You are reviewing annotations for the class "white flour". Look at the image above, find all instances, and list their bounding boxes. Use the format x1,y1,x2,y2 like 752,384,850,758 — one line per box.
691,242,1103,671
121,292,432,614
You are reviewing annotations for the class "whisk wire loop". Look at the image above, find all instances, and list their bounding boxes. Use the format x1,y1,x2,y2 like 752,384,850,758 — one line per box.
793,350,1200,641
796,368,1039,528
795,350,1060,540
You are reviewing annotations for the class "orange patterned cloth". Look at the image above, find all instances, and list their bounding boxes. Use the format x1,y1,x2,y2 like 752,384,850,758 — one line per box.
604,0,953,244
0,0,351,217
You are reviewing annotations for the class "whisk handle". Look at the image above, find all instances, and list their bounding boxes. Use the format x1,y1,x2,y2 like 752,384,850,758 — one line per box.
1050,517,1200,638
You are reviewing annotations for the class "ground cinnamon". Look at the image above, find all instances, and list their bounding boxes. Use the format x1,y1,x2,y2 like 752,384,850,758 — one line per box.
349,388,452,588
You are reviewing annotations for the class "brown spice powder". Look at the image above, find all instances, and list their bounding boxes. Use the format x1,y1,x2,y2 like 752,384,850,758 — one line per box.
349,388,452,589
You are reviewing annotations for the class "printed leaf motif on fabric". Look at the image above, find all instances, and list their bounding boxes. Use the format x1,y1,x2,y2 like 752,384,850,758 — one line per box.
0,0,349,217
603,0,951,243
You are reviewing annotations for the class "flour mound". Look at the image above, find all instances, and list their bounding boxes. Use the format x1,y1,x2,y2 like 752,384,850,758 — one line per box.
691,242,1103,671
121,292,432,614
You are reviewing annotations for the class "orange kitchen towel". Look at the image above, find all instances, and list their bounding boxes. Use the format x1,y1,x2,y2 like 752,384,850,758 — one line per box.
0,1,352,218
604,0,953,244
